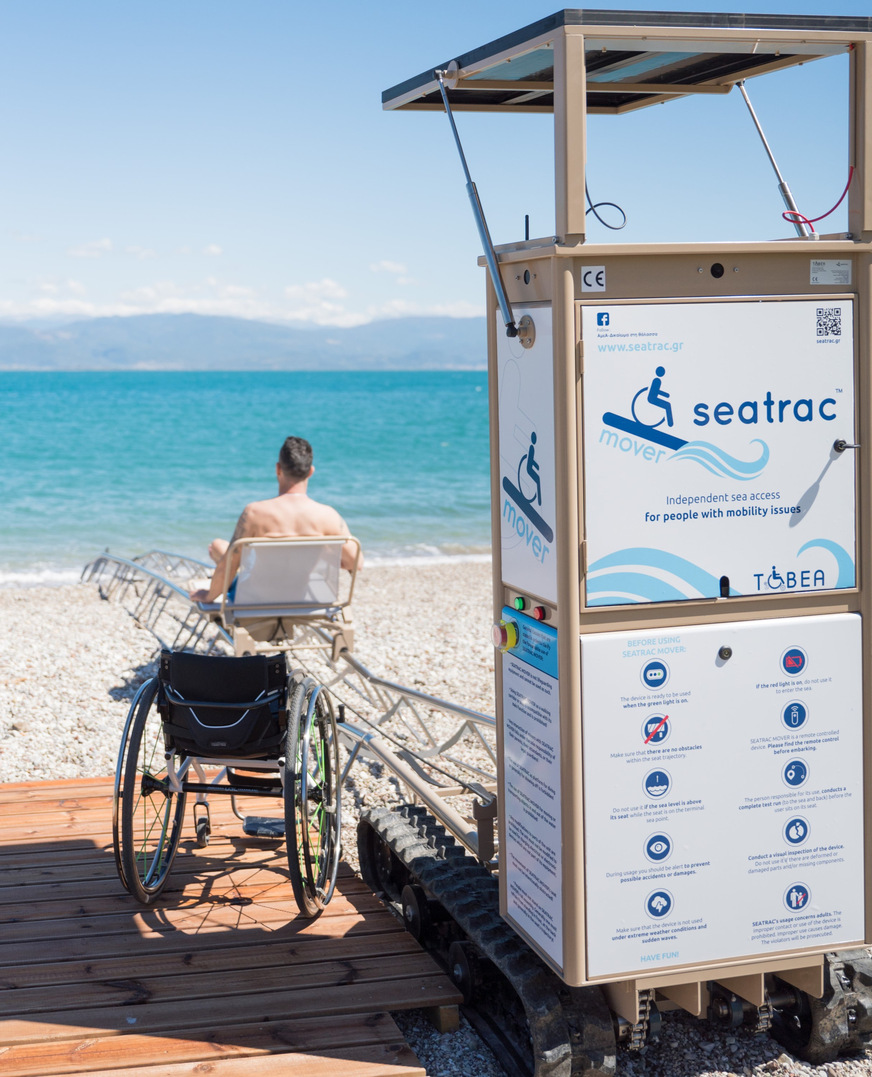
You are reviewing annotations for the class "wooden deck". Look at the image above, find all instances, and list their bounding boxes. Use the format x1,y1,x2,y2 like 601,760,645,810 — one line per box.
0,777,463,1077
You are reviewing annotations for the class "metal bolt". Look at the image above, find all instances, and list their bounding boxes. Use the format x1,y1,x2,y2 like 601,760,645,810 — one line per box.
718,646,733,661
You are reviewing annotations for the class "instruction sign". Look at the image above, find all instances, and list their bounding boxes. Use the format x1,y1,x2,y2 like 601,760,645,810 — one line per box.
502,609,563,965
497,305,557,604
581,613,864,979
581,300,856,606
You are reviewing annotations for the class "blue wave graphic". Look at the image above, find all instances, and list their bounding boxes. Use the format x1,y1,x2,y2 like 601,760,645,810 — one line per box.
797,539,855,588
669,439,769,480
587,547,734,605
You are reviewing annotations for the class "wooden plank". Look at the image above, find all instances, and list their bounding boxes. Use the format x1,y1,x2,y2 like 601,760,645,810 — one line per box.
14,1045,425,1077
0,1012,408,1076
0,776,116,798
0,976,461,1044
0,907,403,968
0,776,459,1077
0,894,389,954
0,836,291,874
0,933,424,1007
0,861,360,905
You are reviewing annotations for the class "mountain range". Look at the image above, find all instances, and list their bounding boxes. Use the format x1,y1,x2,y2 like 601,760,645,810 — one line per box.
0,313,488,371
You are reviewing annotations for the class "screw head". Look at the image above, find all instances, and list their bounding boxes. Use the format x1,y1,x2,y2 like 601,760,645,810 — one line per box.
719,646,733,661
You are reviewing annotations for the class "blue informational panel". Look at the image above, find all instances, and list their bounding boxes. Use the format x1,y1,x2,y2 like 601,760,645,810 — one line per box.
582,299,856,605
500,609,563,965
581,613,864,979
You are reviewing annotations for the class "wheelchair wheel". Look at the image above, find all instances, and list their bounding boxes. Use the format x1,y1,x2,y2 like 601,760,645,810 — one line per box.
119,677,187,904
113,679,153,893
284,679,341,917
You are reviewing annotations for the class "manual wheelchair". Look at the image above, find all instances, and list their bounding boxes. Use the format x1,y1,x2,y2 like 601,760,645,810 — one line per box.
113,648,341,917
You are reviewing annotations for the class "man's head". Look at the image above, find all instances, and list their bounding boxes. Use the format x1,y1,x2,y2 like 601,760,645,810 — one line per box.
278,436,314,482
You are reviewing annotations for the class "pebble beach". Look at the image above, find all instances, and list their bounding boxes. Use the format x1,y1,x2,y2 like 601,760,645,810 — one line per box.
2,560,872,1077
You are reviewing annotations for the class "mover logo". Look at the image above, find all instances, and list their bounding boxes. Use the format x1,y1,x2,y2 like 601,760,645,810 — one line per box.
598,364,790,480
502,430,554,559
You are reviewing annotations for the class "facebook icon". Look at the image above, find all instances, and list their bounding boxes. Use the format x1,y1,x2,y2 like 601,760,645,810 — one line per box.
597,312,610,327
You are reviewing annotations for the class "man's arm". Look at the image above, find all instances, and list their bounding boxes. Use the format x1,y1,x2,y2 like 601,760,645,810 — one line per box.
332,513,362,572
190,507,253,602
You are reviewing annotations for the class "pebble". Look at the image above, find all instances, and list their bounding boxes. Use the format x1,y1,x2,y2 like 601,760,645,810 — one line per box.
3,563,872,1077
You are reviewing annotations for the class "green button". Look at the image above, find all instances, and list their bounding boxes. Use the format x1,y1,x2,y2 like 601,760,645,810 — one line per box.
513,597,526,611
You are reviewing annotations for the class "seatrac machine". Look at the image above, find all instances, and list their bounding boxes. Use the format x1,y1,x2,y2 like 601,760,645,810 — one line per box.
384,8,872,1055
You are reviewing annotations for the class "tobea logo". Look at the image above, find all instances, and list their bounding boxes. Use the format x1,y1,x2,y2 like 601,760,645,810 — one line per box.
693,391,837,427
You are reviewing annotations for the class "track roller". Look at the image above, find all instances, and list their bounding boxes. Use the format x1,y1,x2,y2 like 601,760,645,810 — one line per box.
358,804,616,1077
401,883,433,943
448,939,485,1004
770,950,872,1063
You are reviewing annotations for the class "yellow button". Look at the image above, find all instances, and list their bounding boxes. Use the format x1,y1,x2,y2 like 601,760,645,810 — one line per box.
492,619,519,652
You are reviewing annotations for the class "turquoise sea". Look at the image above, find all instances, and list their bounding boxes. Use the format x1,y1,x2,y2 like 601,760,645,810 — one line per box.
0,371,492,586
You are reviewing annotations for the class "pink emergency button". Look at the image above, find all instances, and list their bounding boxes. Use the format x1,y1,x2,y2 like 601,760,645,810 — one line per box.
492,619,519,652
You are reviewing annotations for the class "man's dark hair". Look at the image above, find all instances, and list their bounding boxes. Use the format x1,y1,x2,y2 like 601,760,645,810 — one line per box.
278,436,313,480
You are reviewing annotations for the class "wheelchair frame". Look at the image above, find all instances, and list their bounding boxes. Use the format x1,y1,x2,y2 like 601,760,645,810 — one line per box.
112,648,341,917
85,547,498,876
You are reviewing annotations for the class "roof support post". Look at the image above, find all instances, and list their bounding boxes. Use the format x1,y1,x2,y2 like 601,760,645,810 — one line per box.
554,27,587,245
849,41,872,241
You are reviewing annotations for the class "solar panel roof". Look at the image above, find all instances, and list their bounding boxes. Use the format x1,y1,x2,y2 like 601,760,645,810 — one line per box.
382,9,872,115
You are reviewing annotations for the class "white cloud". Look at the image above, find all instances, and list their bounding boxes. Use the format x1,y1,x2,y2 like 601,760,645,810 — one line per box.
369,259,415,286
37,278,86,297
363,297,483,320
126,245,157,260
203,244,223,256
0,271,484,325
68,237,113,259
369,260,408,275
281,278,362,326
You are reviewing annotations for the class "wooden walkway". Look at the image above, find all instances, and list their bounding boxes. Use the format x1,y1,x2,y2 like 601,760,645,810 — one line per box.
0,777,462,1077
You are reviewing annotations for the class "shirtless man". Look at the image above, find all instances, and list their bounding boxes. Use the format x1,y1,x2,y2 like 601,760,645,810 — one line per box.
189,436,360,603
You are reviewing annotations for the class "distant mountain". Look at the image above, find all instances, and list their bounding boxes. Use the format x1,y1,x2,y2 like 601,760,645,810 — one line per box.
0,313,488,371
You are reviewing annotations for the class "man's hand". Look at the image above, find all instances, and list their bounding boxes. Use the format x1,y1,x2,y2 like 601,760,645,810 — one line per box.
189,588,210,602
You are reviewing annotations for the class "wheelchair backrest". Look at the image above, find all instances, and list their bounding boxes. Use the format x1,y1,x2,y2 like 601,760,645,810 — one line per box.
232,538,343,608
158,649,289,758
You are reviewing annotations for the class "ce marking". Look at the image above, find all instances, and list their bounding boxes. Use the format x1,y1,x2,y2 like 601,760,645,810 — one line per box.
581,265,606,292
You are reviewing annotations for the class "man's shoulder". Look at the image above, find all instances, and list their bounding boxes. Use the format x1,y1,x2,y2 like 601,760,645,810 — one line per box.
307,498,349,533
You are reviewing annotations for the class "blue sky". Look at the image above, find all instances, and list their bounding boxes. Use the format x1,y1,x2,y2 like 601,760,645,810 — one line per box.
0,0,866,327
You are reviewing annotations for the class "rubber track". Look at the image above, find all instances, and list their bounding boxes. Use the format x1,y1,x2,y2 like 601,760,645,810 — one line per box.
359,804,616,1077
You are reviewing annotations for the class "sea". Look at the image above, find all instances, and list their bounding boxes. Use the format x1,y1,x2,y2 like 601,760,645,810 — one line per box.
0,370,492,587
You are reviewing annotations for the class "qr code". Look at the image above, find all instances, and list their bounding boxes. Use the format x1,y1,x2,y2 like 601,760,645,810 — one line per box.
816,307,841,337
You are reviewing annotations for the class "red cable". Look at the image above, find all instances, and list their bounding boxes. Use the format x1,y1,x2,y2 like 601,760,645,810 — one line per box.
783,166,855,233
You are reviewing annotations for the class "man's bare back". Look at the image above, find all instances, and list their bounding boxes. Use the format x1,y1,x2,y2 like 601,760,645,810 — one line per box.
190,437,359,603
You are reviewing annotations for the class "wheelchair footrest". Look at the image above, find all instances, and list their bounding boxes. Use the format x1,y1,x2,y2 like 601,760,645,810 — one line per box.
243,816,285,839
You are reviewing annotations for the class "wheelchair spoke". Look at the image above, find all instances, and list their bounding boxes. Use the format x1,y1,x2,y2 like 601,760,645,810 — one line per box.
117,678,186,904
285,681,341,916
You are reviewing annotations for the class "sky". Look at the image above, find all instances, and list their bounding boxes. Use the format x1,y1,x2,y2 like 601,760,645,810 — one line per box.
0,0,868,328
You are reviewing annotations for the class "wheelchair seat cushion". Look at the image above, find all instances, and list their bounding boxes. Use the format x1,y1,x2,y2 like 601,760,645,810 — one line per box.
158,650,288,758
